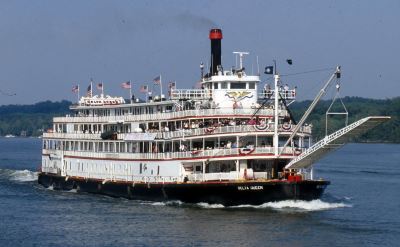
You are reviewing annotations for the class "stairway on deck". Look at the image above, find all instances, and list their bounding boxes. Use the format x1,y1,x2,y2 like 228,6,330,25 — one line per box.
285,116,391,169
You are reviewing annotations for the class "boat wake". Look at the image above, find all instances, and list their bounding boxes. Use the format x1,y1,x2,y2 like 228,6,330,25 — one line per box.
231,199,351,211
0,168,38,182
147,199,351,211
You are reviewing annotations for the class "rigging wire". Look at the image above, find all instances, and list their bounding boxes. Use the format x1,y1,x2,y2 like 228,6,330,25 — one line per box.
280,67,336,77
262,67,337,99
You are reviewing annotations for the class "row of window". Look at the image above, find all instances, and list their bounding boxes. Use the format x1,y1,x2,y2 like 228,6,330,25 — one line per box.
213,82,256,90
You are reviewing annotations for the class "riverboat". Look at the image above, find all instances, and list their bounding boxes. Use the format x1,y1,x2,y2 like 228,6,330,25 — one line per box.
38,29,389,206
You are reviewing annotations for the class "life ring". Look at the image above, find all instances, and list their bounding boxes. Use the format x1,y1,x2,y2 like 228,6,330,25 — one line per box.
239,147,255,155
282,123,292,131
204,126,216,134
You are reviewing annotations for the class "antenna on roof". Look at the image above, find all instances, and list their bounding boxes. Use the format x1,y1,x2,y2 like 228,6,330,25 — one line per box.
233,51,249,70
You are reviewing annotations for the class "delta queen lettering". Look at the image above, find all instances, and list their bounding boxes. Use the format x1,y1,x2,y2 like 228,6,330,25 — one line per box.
237,186,263,191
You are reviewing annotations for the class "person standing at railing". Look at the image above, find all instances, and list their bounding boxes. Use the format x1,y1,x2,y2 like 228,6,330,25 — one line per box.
284,84,289,98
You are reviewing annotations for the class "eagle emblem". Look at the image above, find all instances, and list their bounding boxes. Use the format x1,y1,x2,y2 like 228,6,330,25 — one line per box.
225,91,253,101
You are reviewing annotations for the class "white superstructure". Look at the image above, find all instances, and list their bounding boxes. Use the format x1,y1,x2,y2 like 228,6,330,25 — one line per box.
41,28,389,187
41,62,313,185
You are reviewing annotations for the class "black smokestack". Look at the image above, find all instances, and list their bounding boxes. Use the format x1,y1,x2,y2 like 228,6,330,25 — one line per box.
209,29,223,75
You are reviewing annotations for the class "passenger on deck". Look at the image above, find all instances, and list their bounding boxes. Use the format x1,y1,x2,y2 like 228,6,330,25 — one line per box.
248,118,256,125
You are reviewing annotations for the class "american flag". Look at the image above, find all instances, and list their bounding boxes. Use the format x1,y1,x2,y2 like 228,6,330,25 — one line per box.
140,85,148,93
72,85,79,93
121,81,131,89
86,84,92,97
168,81,176,89
153,76,161,85
96,83,103,90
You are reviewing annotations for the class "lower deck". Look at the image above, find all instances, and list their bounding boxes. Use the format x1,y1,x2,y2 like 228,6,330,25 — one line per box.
41,152,313,184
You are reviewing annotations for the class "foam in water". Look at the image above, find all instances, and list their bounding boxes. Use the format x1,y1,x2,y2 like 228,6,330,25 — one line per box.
152,200,184,206
9,169,38,182
147,199,351,211
64,188,78,193
196,202,225,209
231,199,351,211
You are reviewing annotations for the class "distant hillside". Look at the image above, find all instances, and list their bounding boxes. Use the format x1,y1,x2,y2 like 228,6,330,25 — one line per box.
290,97,400,143
0,98,398,142
0,100,71,136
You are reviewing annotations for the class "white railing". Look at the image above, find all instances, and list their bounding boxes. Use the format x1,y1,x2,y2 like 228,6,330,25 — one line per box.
187,171,271,182
66,170,181,183
43,132,102,140
53,108,286,123
60,146,301,161
188,172,238,182
44,124,311,141
42,166,59,174
259,89,296,100
253,172,270,179
64,170,273,183
170,89,211,100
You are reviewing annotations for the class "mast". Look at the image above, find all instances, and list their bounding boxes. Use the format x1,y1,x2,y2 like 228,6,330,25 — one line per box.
273,71,280,156
280,66,341,155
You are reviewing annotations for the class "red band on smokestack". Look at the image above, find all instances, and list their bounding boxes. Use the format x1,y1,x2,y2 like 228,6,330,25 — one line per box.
209,29,223,40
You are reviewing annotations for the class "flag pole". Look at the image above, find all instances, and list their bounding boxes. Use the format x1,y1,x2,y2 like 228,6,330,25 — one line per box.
77,84,80,103
147,84,150,103
90,79,93,97
102,83,104,97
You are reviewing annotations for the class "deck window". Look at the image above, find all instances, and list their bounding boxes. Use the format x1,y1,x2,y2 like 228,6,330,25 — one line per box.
230,82,246,89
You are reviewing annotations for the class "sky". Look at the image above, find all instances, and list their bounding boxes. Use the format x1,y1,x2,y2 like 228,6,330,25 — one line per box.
0,0,399,105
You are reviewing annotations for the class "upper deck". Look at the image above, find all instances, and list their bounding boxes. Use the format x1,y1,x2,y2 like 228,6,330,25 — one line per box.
53,108,289,124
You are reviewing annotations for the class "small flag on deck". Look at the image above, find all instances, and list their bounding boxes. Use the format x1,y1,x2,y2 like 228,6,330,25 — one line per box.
140,85,148,93
121,81,131,89
168,81,176,89
72,85,79,93
264,66,274,74
153,76,161,85
96,83,103,90
86,84,92,97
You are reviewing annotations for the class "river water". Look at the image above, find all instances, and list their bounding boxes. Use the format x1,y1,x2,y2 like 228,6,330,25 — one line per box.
0,138,399,246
